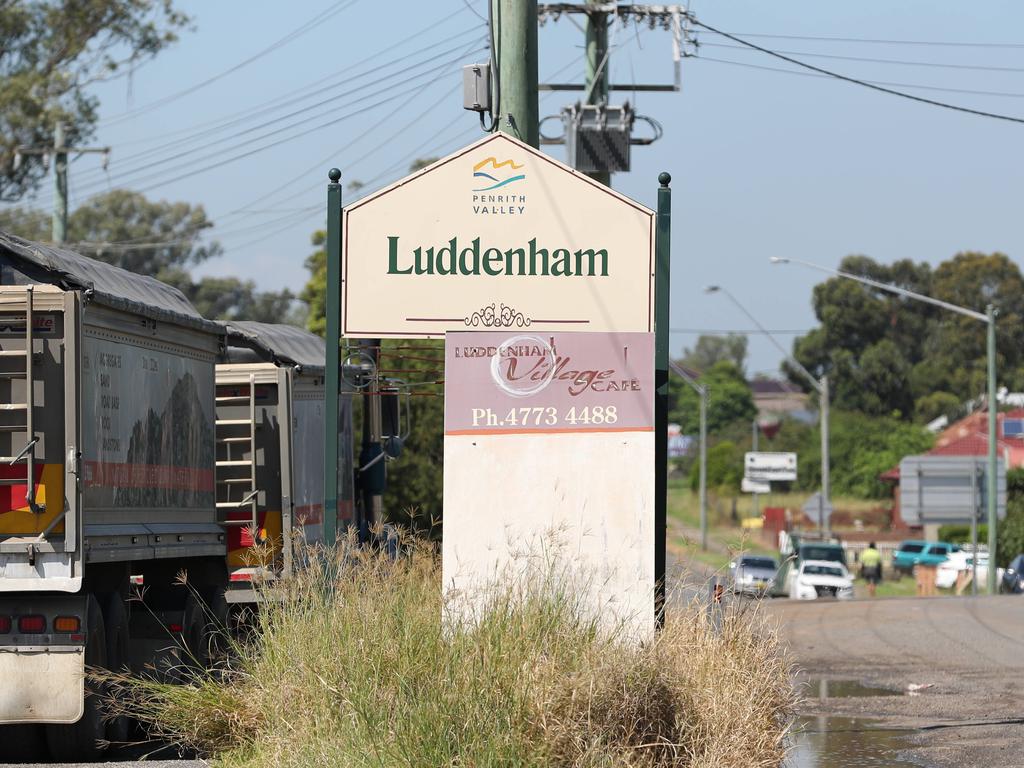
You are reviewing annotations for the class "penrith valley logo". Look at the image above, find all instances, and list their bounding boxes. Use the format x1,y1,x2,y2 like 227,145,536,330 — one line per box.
472,156,527,216
472,157,525,191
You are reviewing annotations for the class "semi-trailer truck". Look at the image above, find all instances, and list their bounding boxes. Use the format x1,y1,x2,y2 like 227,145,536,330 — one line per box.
0,232,354,759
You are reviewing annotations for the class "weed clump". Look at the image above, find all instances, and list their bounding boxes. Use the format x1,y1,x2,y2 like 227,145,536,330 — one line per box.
106,536,794,767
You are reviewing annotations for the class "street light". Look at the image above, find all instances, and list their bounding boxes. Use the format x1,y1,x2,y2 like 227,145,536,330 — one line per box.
704,285,832,534
669,361,708,551
771,256,999,594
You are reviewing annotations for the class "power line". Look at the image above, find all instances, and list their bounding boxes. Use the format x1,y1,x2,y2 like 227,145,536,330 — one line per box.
724,31,1024,49
671,328,811,335
99,0,362,126
108,4,476,151
78,51,480,198
697,54,1024,100
702,40,1024,73
691,18,1024,125
72,43,483,197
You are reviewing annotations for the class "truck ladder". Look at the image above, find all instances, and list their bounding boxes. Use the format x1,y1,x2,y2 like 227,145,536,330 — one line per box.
0,286,41,513
215,373,258,532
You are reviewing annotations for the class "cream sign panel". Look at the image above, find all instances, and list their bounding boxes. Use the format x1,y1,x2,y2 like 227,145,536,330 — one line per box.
442,331,656,638
342,133,655,337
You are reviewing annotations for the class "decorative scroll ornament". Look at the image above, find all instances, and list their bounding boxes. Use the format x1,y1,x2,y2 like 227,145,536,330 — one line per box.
465,303,531,328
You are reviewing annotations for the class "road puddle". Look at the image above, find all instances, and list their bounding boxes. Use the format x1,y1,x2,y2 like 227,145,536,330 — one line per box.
788,715,924,767
804,678,902,699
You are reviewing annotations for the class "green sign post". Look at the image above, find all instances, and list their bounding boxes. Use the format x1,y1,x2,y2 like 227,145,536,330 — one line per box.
323,167,343,549
654,172,671,623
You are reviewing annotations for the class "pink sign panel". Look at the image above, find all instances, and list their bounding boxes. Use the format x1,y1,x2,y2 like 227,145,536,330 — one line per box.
444,331,654,435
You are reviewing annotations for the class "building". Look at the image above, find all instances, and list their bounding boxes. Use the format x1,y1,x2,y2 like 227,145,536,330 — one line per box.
750,377,815,423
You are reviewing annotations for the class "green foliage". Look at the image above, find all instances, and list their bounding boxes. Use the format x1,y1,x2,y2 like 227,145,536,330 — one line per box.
301,230,327,336
680,333,747,374
998,499,1024,568
937,524,988,545
668,360,756,435
0,192,299,324
914,391,961,424
691,440,743,492
790,252,1024,420
0,1,189,201
380,340,444,532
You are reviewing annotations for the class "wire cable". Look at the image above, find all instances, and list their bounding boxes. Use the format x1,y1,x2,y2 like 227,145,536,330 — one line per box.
100,0,362,126
701,41,1024,73
696,54,1024,100
691,18,1024,125
724,31,1024,49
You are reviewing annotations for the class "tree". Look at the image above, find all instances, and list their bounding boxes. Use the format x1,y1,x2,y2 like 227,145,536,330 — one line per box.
668,360,756,435
680,333,747,374
790,252,1024,420
0,192,300,325
301,230,328,336
0,1,189,201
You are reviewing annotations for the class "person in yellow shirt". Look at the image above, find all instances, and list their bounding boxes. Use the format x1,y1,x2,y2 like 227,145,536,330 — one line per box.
860,542,882,597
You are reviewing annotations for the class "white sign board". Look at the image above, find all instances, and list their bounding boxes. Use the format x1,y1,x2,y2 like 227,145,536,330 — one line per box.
745,451,797,482
342,133,655,337
742,477,771,494
443,331,655,639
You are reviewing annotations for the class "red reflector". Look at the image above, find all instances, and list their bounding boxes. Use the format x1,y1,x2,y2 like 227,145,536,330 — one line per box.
0,616,10,634
54,616,80,633
229,572,252,582
69,633,85,643
168,623,183,633
18,615,45,633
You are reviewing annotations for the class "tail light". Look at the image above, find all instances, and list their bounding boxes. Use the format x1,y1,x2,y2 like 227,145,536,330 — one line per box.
53,616,80,633
0,616,10,634
18,615,45,633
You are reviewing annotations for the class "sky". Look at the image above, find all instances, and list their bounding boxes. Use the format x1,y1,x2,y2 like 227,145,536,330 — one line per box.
10,0,1024,376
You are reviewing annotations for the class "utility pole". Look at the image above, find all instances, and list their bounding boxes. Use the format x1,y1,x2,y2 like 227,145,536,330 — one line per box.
820,375,831,536
492,0,539,148
584,0,611,185
15,123,110,244
751,420,759,521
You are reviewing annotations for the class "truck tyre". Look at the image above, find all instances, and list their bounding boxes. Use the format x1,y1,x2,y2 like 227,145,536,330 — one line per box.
99,591,131,746
182,584,230,672
45,595,107,762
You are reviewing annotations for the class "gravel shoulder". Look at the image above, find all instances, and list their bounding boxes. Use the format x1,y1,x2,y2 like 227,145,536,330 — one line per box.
766,595,1024,767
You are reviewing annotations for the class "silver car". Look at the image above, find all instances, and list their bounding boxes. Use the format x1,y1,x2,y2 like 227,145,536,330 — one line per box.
730,555,779,596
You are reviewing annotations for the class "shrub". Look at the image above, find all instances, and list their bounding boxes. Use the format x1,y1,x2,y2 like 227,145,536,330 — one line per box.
105,537,795,768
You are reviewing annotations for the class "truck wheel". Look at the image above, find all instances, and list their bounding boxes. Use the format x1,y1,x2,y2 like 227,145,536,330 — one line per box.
182,586,230,672
99,591,131,746
46,594,108,761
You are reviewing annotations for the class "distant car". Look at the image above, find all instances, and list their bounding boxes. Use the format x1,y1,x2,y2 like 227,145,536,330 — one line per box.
1001,554,1024,594
892,540,960,575
789,559,854,600
730,555,779,596
797,542,847,568
936,548,989,590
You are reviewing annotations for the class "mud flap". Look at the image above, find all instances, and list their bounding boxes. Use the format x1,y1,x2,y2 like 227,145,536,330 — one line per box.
0,648,85,723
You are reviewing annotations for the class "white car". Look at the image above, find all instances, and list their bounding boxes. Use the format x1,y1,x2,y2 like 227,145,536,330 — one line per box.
936,548,991,590
789,559,855,600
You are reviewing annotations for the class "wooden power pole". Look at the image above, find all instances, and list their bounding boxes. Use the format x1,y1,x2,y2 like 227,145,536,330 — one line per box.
492,0,539,148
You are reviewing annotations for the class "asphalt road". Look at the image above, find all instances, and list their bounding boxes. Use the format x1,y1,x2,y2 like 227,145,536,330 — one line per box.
768,595,1024,767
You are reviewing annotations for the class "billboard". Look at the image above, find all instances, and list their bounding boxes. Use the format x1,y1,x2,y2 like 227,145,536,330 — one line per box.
342,133,655,337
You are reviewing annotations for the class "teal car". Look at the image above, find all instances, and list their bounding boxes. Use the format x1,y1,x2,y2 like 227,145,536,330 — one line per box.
892,540,960,575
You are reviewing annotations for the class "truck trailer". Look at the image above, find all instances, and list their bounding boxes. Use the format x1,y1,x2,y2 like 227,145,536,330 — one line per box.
215,320,355,598
0,233,353,759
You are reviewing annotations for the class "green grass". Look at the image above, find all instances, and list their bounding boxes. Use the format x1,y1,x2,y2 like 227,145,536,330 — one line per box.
106,536,796,768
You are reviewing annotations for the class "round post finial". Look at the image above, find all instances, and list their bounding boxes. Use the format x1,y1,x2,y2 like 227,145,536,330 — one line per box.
658,172,671,187
328,168,341,183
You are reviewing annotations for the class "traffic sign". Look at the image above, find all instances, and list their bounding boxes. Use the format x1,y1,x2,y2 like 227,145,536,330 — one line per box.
745,451,797,482
803,492,833,526
741,477,770,494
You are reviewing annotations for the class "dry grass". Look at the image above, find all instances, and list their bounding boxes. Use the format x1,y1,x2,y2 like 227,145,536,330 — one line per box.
103,535,795,768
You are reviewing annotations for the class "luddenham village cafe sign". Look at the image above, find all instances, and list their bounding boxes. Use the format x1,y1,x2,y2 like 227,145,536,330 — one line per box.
324,132,671,638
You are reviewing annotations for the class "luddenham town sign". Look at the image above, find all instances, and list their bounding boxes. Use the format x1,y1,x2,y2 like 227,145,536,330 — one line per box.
342,132,655,337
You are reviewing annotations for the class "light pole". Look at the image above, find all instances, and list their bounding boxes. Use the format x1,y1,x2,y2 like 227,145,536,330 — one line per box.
704,285,832,534
669,361,708,550
771,256,1000,594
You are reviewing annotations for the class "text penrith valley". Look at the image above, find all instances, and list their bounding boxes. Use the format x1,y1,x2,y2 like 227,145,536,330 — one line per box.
386,236,609,277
